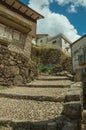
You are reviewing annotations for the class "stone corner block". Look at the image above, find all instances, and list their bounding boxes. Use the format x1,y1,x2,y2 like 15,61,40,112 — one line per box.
62,101,81,118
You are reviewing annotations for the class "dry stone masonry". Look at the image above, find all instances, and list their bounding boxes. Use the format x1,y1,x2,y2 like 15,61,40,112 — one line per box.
0,0,43,86
0,44,38,86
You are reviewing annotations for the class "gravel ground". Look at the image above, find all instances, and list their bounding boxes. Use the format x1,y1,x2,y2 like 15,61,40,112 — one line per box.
0,98,63,122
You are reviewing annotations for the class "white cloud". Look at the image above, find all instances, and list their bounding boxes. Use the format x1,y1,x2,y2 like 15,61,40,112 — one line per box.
28,0,80,42
57,0,86,6
67,5,77,13
56,0,86,13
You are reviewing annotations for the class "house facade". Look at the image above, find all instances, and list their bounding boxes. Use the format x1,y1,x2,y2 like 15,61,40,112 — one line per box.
34,34,71,55
48,34,71,55
32,34,48,46
0,0,43,85
0,0,43,57
71,34,86,81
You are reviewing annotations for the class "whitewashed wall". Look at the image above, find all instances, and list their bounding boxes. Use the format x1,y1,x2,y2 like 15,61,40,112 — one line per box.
62,38,71,55
48,37,62,47
37,37,48,46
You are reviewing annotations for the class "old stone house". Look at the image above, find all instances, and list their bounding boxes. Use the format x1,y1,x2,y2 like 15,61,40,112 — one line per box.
48,34,71,55
0,0,43,85
33,34,71,55
32,34,49,46
71,34,86,81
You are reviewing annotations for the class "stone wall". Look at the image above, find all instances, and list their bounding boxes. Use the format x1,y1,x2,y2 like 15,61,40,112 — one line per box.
0,23,26,49
81,82,86,130
0,23,31,58
82,110,86,130
72,36,86,73
74,69,82,82
0,44,38,86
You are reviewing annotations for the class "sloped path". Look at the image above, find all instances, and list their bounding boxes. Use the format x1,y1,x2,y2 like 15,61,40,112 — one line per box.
0,75,73,129
27,79,71,88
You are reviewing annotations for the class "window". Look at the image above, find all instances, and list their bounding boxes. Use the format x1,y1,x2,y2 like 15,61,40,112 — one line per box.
40,40,43,43
65,47,69,52
65,40,67,44
74,54,78,61
52,40,56,44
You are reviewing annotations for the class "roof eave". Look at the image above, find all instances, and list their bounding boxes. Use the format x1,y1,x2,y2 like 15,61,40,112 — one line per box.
71,35,86,46
0,0,44,21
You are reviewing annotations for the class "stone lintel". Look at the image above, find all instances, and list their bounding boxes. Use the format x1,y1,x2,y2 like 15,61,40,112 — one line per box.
0,8,32,33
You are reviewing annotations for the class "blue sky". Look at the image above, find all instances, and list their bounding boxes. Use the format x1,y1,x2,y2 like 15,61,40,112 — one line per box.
50,2,86,36
20,0,86,42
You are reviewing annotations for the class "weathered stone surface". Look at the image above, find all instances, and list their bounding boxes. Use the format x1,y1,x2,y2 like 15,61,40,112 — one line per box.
31,122,46,130
81,124,86,130
62,121,78,130
82,110,86,124
9,60,16,65
65,90,81,102
62,101,81,118
71,82,82,88
0,78,4,82
0,44,38,85
13,75,23,85
56,115,68,130
13,121,30,130
47,122,57,130
5,66,19,76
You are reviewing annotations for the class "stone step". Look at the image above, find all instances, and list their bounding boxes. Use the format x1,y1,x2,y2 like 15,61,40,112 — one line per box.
26,84,70,88
65,89,82,102
37,76,69,81
0,116,81,130
0,92,65,102
0,119,58,130
0,87,68,102
26,80,72,88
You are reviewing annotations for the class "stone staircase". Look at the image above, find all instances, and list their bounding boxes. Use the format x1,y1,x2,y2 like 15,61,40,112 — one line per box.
0,76,82,130
27,76,71,88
